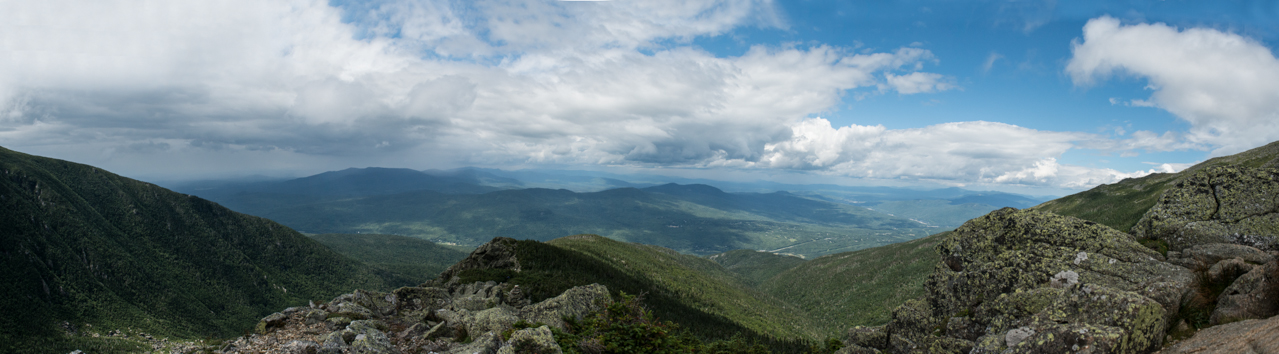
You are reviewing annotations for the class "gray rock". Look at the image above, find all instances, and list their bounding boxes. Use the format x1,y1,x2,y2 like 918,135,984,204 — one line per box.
1207,257,1256,284
1003,327,1033,347
464,306,519,339
444,331,502,354
1168,243,1274,270
928,208,1193,335
255,312,289,334
518,284,611,330
1050,270,1079,288
393,286,451,323
1211,258,1279,325
452,282,503,312
282,340,319,354
845,325,887,350
303,309,328,325
885,299,936,343
1160,314,1279,354
1134,167,1279,252
347,320,393,354
497,326,561,354
833,344,880,354
439,237,521,282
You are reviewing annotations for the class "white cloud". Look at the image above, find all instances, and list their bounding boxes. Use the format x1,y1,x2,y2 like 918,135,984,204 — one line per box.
0,0,1162,191
884,72,956,94
750,118,1155,188
1067,16,1279,156
982,52,1003,73
0,0,954,165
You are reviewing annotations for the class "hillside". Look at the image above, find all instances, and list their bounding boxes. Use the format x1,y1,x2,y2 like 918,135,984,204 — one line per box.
0,147,411,353
708,249,806,286
208,183,931,258
757,232,945,338
308,233,469,283
451,235,822,345
1033,141,1279,232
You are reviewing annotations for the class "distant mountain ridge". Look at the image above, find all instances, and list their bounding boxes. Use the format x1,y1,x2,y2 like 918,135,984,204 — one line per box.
197,180,932,257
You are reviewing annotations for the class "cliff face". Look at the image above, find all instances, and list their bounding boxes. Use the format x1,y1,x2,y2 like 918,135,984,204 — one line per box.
842,166,1279,354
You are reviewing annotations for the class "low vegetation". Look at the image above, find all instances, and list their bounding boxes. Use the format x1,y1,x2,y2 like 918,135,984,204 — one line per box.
0,147,408,353
758,232,946,338
308,233,469,283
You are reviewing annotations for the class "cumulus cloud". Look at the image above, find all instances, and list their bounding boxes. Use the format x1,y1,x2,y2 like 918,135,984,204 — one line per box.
0,1,1166,190
751,118,1149,188
1067,16,1279,155
0,0,953,163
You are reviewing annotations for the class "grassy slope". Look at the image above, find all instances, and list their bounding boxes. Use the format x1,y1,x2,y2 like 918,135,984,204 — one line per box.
0,147,408,353
547,235,821,340
456,236,819,340
1032,140,1279,233
708,249,806,286
308,234,469,284
758,232,946,338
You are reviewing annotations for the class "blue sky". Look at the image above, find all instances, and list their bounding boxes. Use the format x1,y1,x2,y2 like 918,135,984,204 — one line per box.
2,0,1277,195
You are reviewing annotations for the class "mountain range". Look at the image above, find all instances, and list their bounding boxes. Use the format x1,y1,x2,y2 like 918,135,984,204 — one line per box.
7,140,1278,353
171,166,1042,258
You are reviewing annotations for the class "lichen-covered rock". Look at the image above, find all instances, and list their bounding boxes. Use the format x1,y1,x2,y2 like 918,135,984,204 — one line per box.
897,208,1196,354
452,281,505,311
282,340,319,354
833,344,881,354
1159,314,1279,354
497,326,561,354
972,288,1060,334
347,320,394,354
1032,284,1166,353
256,312,289,334
444,331,502,354
885,299,937,343
1166,243,1274,270
394,286,450,315
928,208,1192,331
463,306,519,339
1134,167,1279,252
1210,258,1279,325
845,325,887,350
439,237,521,282
518,283,611,330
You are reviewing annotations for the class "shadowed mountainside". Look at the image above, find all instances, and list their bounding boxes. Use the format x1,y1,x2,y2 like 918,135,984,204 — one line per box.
0,147,411,353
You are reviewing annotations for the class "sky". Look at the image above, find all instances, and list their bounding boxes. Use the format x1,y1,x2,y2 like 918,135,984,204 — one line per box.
2,0,1278,195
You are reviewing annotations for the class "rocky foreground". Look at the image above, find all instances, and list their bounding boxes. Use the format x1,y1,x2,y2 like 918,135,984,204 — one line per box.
217,239,607,354
842,167,1279,354
228,166,1279,354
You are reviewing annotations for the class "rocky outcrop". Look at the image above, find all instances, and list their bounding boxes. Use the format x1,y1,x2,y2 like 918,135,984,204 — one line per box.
848,208,1197,354
1134,167,1279,252
220,280,608,354
217,238,610,354
1157,314,1279,354
437,237,521,281
1210,258,1279,325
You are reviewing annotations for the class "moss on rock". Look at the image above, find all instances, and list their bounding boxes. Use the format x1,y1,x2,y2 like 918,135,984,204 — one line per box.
1134,167,1279,252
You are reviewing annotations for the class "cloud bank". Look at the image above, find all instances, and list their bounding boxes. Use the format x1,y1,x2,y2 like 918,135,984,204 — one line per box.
0,3,1254,189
